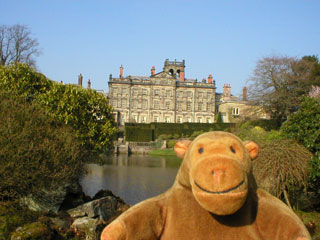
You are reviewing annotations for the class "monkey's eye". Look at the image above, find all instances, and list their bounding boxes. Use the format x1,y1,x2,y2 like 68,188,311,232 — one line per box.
199,147,204,154
230,146,236,153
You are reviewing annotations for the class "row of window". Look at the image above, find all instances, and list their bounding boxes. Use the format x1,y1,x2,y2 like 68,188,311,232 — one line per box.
112,87,213,99
113,99,214,112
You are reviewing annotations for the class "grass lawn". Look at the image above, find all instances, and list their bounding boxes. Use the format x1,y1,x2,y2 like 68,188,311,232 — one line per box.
149,149,176,156
295,210,320,239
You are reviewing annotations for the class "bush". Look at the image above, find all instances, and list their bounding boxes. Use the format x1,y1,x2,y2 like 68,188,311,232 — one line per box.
0,63,52,100
167,140,177,148
253,139,313,209
281,97,320,154
281,97,320,208
0,64,117,154
0,92,86,200
37,83,118,153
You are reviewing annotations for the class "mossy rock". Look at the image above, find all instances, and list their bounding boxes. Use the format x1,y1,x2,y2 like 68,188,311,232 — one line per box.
10,222,53,240
0,201,40,240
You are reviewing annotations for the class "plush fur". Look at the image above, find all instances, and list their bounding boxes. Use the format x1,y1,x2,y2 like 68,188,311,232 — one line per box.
101,131,311,240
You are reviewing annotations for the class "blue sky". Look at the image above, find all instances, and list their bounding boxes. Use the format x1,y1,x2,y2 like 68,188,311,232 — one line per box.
1,0,319,96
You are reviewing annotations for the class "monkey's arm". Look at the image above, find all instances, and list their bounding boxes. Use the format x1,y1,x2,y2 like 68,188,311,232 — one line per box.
101,197,167,240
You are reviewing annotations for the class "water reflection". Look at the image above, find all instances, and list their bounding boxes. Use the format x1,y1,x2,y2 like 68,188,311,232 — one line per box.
80,154,181,205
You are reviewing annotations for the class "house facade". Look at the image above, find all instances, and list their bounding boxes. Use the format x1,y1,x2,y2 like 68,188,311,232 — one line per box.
107,59,216,125
104,59,269,125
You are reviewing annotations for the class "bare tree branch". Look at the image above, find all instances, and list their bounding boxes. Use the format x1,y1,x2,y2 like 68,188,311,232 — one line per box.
0,24,41,67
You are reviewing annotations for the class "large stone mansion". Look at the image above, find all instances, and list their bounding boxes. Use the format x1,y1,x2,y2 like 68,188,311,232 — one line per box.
106,59,268,125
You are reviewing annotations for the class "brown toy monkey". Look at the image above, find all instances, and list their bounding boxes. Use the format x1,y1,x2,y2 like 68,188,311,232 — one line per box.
101,131,311,240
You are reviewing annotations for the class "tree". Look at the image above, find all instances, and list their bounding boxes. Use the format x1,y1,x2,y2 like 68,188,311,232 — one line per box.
0,24,41,67
247,55,320,123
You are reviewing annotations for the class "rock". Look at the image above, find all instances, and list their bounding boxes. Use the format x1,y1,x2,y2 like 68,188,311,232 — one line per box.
10,222,53,240
20,181,86,214
68,196,118,222
71,217,98,240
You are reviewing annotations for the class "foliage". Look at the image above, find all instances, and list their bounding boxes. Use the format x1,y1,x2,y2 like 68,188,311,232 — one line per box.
0,63,52,100
0,201,40,240
125,122,234,142
294,210,320,239
247,55,320,124
233,122,284,145
167,140,177,148
125,126,154,142
37,83,117,153
0,24,41,67
0,92,86,200
281,97,320,154
252,139,313,207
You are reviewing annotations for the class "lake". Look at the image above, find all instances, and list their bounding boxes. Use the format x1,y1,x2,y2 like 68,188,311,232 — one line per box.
80,154,181,205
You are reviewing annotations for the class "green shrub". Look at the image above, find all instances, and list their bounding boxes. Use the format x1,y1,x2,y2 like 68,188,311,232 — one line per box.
0,92,86,200
0,64,117,154
37,83,117,153
281,97,320,154
167,140,177,148
125,126,153,142
0,63,52,100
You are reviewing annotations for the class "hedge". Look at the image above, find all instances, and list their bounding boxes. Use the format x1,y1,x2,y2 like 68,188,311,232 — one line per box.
125,126,154,142
124,122,235,142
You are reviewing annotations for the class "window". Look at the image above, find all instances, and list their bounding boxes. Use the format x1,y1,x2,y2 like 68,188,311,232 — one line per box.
207,103,211,112
154,101,160,110
232,107,240,115
177,117,182,123
187,91,192,98
142,89,147,95
121,99,126,108
141,116,146,123
207,118,212,123
154,89,160,96
177,102,182,111
154,116,159,122
165,117,171,123
187,117,192,123
187,102,192,111
112,99,117,107
142,100,148,109
133,89,138,96
165,101,170,110
133,115,138,123
198,103,203,111
133,100,138,109
166,90,171,97
197,118,203,123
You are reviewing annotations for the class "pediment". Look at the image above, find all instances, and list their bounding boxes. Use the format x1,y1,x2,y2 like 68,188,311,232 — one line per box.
152,71,176,79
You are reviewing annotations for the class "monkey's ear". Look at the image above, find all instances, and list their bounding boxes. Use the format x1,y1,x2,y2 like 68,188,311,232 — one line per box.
174,140,192,159
244,141,259,160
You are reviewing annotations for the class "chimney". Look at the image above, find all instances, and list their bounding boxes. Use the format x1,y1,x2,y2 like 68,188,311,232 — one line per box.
223,84,231,97
120,65,123,79
151,66,155,75
243,86,248,101
88,79,91,89
202,78,206,83
208,74,213,84
179,66,185,82
78,74,83,87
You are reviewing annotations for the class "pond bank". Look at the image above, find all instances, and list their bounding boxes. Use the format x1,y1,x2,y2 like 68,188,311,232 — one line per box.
1,186,129,240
